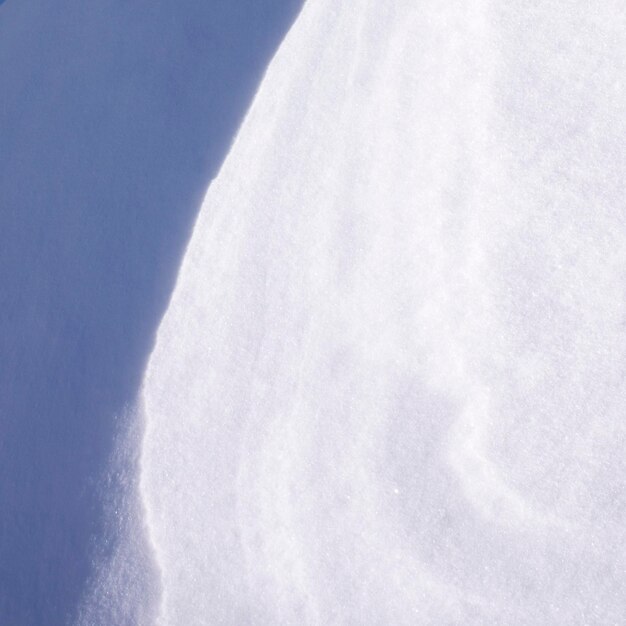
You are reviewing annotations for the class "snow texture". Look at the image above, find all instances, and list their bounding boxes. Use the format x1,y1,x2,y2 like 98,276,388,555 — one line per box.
0,0,301,623
3,0,626,623
136,0,626,624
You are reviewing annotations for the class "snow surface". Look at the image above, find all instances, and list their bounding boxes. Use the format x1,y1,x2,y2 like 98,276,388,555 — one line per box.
130,0,626,624
4,0,626,623
0,0,301,623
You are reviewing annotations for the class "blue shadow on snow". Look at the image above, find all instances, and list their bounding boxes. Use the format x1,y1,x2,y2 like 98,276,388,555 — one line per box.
0,0,303,623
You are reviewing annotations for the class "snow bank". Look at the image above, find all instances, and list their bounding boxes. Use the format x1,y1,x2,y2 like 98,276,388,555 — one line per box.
139,0,626,623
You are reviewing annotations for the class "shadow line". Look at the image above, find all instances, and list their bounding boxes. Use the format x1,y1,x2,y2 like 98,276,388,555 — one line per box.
0,0,303,623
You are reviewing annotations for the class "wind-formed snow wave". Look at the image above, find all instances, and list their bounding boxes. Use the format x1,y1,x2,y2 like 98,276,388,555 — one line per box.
139,0,626,623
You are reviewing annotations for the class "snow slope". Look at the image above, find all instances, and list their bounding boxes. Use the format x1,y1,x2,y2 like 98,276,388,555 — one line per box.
0,1,301,623
139,0,626,624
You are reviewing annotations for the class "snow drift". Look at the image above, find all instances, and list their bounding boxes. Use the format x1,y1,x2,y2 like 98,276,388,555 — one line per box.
134,0,626,624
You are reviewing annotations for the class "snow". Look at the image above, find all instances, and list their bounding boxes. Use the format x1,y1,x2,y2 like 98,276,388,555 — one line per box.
3,0,626,623
0,1,301,623
135,0,626,624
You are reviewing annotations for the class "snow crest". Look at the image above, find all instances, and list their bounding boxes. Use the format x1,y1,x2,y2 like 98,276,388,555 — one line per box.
140,0,626,623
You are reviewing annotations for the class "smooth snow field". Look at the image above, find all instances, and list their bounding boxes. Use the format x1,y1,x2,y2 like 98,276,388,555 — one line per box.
121,0,626,624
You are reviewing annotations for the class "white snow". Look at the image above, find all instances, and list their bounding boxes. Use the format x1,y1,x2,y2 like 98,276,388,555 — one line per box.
131,0,626,624
0,0,300,623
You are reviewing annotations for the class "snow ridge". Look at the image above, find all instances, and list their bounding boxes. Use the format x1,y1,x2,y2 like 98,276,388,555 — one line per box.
139,0,626,623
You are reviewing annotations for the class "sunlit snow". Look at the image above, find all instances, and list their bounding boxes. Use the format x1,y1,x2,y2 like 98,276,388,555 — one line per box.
94,0,625,623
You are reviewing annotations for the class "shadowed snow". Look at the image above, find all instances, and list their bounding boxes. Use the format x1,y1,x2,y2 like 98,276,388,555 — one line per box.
0,1,302,623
